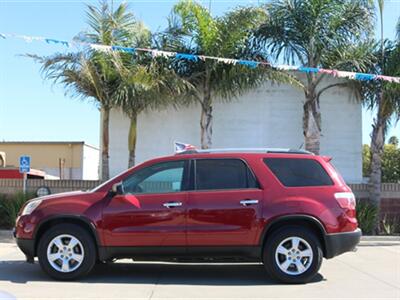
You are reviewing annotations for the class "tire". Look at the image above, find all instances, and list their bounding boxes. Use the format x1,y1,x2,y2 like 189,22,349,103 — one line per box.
37,224,97,280
263,226,323,284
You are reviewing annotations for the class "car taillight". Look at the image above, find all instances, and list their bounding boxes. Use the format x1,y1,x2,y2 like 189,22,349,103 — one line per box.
335,192,356,210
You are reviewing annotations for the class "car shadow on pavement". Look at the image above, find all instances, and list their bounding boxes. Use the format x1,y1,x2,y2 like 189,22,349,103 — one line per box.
0,260,325,285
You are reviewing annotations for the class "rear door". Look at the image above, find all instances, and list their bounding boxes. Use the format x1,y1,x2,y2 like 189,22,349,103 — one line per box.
187,158,263,246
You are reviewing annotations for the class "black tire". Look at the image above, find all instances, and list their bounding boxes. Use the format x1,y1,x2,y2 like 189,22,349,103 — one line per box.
37,224,97,280
263,226,323,284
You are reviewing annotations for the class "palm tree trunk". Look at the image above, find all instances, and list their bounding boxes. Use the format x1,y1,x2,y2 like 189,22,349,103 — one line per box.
369,1,386,234
101,106,110,180
369,101,387,233
303,86,321,155
200,78,213,149
128,113,138,168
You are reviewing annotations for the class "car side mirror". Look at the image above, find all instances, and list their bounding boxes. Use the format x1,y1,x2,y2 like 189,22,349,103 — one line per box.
111,182,124,195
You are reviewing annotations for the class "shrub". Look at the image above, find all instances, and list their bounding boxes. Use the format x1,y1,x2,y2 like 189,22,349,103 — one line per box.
356,199,378,235
0,192,35,229
381,215,400,235
363,143,400,183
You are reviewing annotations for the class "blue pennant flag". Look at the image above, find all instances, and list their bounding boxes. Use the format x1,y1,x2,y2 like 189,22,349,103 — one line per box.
355,73,376,81
298,66,319,73
237,60,259,68
176,53,198,62
45,38,69,47
111,45,135,53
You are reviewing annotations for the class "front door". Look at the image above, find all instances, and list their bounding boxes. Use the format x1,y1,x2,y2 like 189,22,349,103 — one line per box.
102,160,189,247
187,158,263,246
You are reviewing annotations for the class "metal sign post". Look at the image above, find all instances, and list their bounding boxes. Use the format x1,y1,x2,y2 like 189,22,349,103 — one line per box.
19,156,31,194
22,172,27,193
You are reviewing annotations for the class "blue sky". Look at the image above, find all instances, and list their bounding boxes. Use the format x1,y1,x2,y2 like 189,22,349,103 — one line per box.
0,0,399,148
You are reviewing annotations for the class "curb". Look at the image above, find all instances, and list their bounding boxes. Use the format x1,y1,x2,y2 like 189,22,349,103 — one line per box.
361,235,400,241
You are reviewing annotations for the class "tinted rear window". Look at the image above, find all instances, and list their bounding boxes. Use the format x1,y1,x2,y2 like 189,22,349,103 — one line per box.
195,159,258,190
264,158,333,187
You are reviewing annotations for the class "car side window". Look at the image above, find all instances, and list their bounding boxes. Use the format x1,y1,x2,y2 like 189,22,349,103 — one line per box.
122,160,186,194
195,159,258,190
264,158,333,187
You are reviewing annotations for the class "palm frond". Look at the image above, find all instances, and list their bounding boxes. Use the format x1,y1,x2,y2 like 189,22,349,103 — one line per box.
157,0,294,106
361,41,400,124
78,1,136,46
254,0,374,67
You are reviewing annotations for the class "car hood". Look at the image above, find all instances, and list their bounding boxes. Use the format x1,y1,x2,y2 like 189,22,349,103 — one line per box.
32,190,89,202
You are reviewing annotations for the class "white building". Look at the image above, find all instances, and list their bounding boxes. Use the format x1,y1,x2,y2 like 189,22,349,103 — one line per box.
105,78,362,183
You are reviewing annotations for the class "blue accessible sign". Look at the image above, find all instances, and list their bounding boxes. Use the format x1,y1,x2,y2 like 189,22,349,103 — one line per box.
19,155,31,173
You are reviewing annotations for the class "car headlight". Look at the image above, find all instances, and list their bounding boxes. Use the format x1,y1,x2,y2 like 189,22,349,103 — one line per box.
21,200,43,216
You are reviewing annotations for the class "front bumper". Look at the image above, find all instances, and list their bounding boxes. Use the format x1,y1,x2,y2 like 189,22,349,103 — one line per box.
324,228,362,259
15,238,35,262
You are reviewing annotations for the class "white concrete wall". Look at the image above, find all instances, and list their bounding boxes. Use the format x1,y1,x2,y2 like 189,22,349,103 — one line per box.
107,79,362,183
82,145,100,180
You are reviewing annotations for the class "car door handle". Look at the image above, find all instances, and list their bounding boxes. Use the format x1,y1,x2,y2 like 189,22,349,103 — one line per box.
240,199,259,206
163,201,183,208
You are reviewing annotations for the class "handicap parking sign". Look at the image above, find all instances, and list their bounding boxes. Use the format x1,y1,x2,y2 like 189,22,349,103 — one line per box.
19,156,31,173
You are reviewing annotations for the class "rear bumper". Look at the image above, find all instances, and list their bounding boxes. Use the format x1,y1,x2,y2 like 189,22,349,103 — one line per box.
324,228,361,259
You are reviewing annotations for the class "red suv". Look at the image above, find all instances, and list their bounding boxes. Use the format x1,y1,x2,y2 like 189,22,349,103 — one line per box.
14,148,361,283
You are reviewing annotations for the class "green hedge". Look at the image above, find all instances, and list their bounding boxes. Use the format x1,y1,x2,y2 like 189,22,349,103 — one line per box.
356,199,400,235
356,200,378,235
0,192,35,229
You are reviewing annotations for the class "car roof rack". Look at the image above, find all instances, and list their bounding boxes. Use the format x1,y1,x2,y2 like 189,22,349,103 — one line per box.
176,148,313,155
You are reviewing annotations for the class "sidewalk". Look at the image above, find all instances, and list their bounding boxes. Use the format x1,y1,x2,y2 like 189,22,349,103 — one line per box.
1,229,399,245
0,230,14,243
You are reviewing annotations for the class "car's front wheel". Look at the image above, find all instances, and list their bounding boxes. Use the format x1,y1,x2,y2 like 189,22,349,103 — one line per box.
37,224,96,280
263,226,323,283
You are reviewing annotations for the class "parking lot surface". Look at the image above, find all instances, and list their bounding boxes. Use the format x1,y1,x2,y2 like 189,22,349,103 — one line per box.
0,240,399,300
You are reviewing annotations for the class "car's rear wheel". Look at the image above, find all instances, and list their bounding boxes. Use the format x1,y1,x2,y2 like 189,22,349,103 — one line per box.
263,226,323,283
37,224,96,280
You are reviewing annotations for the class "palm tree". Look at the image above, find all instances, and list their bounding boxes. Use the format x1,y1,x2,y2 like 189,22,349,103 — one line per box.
254,0,375,154
102,17,194,168
112,52,194,167
29,1,136,180
363,10,400,231
28,51,120,180
158,0,298,149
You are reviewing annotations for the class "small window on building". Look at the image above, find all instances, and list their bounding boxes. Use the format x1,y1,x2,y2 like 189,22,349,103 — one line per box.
264,158,333,187
195,159,258,190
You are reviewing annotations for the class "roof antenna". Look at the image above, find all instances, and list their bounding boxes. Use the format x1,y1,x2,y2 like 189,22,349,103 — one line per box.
298,142,304,149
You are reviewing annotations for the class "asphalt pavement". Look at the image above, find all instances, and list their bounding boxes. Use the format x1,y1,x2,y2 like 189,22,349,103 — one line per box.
0,232,399,300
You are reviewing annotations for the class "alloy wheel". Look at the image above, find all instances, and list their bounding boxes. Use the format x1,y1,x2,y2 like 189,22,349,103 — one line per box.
274,236,313,275
46,234,85,273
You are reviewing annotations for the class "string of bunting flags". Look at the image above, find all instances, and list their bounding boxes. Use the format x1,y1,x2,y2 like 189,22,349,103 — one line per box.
1,32,400,84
